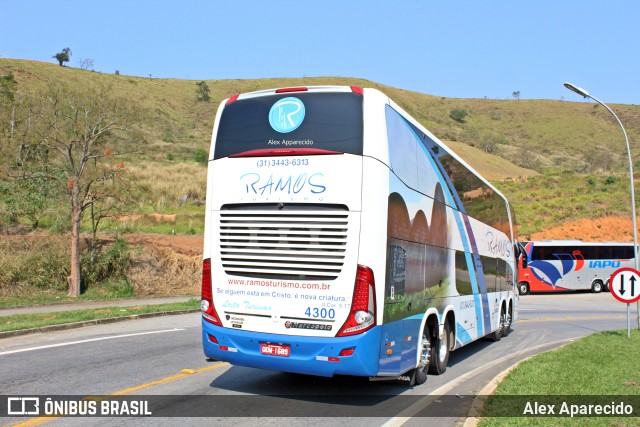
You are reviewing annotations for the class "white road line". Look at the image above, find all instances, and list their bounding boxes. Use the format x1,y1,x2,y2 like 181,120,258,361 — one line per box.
0,328,185,356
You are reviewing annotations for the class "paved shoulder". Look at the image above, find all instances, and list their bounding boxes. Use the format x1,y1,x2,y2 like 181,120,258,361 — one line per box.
0,296,196,317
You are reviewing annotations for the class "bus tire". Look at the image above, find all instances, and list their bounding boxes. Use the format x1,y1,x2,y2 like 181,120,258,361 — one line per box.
490,305,507,342
501,304,511,337
428,322,450,375
591,280,604,293
409,330,431,386
518,282,529,296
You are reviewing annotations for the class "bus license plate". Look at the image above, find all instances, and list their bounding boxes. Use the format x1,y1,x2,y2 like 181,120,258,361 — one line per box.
260,343,290,357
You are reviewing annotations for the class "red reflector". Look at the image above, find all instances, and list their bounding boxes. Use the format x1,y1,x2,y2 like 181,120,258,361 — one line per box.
219,346,229,351
226,94,239,105
208,334,218,344
350,86,364,95
328,357,340,362
339,347,355,357
275,87,308,93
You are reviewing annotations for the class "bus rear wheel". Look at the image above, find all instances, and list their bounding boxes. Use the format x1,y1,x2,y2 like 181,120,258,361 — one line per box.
591,280,604,293
409,331,430,386
428,322,450,375
518,282,529,295
501,305,512,337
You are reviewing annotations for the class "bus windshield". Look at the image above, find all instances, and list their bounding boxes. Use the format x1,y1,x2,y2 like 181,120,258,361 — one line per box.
214,92,363,159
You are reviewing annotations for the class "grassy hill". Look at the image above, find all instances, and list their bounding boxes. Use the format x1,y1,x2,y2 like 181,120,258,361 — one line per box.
2,58,640,239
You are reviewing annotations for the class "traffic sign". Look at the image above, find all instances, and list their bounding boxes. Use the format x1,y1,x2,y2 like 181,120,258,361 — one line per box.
609,267,640,304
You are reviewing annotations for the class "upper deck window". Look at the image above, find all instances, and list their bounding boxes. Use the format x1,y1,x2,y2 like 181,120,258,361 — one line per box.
214,92,363,159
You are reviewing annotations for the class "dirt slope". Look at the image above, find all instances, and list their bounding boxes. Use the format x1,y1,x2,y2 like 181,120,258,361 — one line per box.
528,216,637,242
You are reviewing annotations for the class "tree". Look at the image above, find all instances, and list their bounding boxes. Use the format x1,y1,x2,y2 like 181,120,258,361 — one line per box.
0,72,17,101
0,72,18,146
512,91,521,100
53,48,72,66
10,85,138,297
195,81,211,102
79,58,95,71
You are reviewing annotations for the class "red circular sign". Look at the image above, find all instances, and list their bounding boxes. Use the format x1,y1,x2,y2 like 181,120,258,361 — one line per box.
609,267,640,304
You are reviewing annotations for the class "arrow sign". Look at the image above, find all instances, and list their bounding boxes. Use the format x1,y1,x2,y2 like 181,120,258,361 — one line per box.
609,267,640,304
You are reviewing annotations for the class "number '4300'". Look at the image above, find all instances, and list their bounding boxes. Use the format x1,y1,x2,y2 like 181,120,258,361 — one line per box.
305,307,335,319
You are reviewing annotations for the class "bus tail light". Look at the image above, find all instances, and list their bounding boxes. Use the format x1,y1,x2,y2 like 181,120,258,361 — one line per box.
336,265,376,336
201,258,222,325
275,87,308,93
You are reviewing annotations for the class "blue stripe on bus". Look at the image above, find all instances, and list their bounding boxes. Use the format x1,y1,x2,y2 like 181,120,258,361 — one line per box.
413,135,486,336
455,323,474,347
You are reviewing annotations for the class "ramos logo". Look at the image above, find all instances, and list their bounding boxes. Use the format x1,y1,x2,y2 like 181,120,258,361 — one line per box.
268,97,305,133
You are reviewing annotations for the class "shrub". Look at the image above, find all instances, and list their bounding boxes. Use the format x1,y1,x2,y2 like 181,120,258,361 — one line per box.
82,239,132,288
0,237,70,296
450,108,468,123
194,148,208,164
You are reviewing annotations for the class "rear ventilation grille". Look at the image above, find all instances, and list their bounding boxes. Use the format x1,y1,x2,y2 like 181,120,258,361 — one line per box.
219,204,349,280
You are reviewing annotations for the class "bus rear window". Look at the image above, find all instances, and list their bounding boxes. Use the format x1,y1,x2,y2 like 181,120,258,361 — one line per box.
214,92,363,159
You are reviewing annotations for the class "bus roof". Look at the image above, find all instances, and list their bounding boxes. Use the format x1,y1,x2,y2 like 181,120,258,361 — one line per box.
529,240,634,247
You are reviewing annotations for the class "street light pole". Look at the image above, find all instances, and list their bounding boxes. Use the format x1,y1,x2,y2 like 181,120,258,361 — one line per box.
564,83,639,329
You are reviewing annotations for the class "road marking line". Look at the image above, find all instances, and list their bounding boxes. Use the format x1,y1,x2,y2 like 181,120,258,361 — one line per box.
517,315,625,323
0,328,185,356
9,362,228,427
111,363,226,395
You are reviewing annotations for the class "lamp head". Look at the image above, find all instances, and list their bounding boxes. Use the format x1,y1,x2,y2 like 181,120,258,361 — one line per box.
564,82,590,98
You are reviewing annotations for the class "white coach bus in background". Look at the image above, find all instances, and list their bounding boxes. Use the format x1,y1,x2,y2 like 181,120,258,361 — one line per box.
201,85,518,385
517,240,636,294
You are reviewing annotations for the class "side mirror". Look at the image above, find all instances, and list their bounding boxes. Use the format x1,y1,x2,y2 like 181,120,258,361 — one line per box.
517,242,528,268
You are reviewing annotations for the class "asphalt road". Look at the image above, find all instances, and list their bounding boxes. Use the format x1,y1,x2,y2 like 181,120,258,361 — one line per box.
0,292,634,427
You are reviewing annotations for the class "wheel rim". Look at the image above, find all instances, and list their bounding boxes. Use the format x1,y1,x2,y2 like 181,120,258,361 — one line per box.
438,332,447,364
519,284,527,293
418,334,430,368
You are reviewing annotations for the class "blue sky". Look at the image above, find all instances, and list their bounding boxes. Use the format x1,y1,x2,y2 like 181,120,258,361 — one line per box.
1,0,639,104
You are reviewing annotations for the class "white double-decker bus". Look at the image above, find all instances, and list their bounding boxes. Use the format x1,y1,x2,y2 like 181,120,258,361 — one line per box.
201,86,518,384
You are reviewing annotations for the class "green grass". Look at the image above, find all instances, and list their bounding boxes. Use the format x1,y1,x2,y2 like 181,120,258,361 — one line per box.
0,280,142,309
99,212,205,235
495,171,637,238
0,299,200,333
478,330,640,426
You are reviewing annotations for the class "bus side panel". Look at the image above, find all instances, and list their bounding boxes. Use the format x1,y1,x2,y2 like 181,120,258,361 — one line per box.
377,321,403,375
376,317,423,376
379,102,515,367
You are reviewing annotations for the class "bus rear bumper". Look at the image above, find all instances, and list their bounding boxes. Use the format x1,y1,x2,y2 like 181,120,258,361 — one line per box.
202,319,381,377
